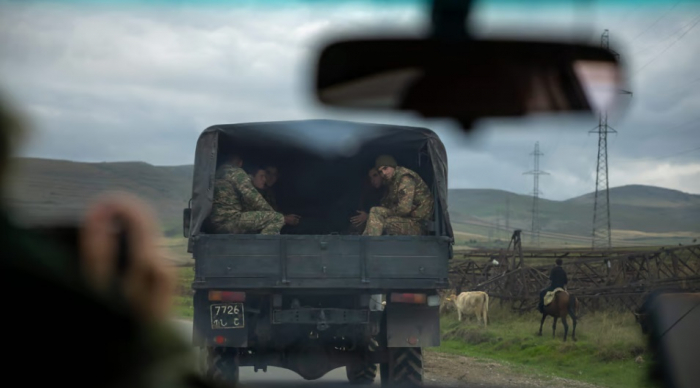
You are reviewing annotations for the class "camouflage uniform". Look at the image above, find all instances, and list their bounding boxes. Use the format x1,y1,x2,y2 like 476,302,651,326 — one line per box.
363,166,434,236
209,164,283,235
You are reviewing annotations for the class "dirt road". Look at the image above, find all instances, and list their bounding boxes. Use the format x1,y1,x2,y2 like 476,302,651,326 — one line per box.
425,351,601,388
173,319,600,388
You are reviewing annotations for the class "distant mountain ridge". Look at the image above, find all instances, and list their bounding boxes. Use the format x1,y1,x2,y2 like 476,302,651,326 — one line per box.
3,157,192,231
3,158,698,246
565,184,700,208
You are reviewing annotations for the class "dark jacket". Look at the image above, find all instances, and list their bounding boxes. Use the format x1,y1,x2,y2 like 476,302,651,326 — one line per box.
359,183,385,213
549,265,568,289
1,211,210,388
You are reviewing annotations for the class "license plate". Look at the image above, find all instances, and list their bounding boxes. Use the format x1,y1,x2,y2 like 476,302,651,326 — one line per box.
210,303,245,329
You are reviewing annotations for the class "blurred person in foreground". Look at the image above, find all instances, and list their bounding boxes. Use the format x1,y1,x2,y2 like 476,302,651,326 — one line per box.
0,90,216,387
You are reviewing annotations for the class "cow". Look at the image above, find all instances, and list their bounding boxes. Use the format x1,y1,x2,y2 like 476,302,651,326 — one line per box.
454,291,489,327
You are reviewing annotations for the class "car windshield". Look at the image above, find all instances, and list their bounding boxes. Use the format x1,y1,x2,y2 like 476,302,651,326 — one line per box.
1,1,698,388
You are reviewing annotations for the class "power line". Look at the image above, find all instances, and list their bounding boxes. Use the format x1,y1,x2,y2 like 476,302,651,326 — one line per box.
666,117,700,132
591,112,616,250
632,16,700,76
523,142,549,248
653,145,700,161
632,14,700,55
630,1,682,42
591,30,630,250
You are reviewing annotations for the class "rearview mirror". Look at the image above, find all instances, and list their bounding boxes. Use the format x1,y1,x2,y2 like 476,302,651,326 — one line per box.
314,38,627,128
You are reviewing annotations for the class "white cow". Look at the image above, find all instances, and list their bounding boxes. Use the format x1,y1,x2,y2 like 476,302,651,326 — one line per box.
454,291,489,327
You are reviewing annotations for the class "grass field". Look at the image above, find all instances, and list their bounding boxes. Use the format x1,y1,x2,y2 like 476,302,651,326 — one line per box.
451,219,696,249
160,236,193,266
175,266,195,318
438,304,654,388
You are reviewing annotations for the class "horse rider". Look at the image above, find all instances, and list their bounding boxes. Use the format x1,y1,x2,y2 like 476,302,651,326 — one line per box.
538,258,568,313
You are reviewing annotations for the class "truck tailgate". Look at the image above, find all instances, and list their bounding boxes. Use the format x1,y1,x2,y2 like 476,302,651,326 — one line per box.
192,234,450,289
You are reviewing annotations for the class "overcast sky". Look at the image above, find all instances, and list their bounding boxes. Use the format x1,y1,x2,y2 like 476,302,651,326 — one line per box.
0,0,698,200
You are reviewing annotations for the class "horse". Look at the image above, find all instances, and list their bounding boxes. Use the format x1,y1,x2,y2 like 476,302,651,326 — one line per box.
538,289,579,341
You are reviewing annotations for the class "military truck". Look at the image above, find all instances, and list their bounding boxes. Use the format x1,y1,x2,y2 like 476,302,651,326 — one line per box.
183,119,453,387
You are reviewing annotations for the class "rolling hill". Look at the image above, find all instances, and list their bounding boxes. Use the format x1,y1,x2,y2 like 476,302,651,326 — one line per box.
2,158,192,234
3,158,698,251
448,187,700,237
566,184,700,208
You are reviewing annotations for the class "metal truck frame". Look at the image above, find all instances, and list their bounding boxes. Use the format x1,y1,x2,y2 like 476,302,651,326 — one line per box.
184,120,454,387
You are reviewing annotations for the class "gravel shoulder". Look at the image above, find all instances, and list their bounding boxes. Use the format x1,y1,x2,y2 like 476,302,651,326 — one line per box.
424,351,603,388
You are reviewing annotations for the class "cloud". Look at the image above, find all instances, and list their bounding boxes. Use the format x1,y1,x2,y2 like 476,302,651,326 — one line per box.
0,1,698,200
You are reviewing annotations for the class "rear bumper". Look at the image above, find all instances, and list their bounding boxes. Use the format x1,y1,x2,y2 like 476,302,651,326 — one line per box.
192,292,383,348
272,308,369,325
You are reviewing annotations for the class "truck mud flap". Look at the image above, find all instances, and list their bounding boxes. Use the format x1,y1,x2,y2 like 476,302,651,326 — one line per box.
386,304,440,348
272,308,369,325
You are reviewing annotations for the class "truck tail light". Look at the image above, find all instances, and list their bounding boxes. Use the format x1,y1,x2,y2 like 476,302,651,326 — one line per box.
390,293,427,304
209,291,246,302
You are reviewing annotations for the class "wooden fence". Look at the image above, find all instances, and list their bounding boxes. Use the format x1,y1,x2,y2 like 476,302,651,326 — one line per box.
448,230,700,314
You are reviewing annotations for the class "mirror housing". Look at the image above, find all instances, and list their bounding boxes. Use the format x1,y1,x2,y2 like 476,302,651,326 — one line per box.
314,38,626,128
641,291,700,388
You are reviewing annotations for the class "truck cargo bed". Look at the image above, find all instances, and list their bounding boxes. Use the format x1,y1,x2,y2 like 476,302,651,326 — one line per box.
191,234,451,290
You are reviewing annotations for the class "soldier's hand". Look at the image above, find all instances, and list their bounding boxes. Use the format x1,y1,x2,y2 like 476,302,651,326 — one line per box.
284,214,301,226
350,210,368,226
79,192,176,323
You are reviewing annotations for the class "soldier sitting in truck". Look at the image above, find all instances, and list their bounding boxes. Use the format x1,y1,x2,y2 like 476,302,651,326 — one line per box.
363,155,434,236
206,155,285,235
263,165,279,210
262,164,301,227
349,167,386,234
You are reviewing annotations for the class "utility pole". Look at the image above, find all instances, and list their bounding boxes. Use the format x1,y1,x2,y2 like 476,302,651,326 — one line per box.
590,29,632,250
524,142,549,247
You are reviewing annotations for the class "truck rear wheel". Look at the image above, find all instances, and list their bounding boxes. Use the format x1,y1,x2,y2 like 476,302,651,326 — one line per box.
380,348,423,387
346,361,377,385
205,347,240,386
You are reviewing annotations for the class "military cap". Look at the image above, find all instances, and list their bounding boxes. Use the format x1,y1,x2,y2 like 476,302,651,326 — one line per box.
375,155,397,169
